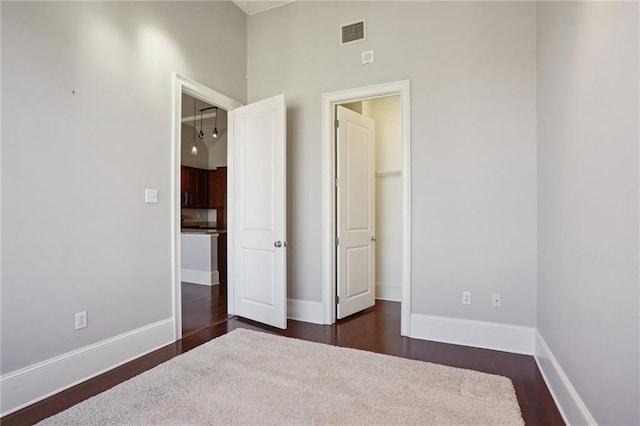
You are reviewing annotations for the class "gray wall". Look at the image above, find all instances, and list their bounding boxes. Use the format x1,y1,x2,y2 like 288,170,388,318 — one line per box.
536,2,639,424
248,1,538,326
1,1,246,373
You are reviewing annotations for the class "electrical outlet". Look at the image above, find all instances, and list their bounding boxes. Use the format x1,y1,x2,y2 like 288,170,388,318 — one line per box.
492,294,502,308
462,291,471,305
75,311,87,330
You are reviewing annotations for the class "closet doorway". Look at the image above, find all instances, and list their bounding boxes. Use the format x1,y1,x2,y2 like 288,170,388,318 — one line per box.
321,80,412,335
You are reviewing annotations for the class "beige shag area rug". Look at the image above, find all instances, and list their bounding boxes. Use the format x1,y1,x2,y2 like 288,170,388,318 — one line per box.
39,328,524,425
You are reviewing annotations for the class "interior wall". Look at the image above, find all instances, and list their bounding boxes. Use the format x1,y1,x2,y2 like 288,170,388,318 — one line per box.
536,2,640,424
247,1,538,327
180,124,228,170
0,1,247,374
341,101,363,114
181,122,210,170
361,96,402,302
207,102,229,169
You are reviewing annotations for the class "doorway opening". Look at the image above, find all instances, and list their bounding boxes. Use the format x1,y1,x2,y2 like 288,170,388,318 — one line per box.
171,74,242,341
179,93,230,338
335,96,402,320
321,80,412,336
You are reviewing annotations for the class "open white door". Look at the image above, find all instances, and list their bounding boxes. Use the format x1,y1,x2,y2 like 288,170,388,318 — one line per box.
232,94,287,329
336,106,376,319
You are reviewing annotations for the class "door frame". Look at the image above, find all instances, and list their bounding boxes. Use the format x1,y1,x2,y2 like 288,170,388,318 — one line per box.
320,80,412,336
171,73,242,341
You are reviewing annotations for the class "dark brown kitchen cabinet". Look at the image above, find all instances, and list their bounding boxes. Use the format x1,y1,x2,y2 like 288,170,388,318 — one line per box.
208,167,227,209
193,168,208,207
181,166,209,208
180,167,191,192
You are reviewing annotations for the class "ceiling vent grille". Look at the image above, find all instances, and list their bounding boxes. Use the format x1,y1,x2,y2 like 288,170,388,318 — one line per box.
341,20,366,45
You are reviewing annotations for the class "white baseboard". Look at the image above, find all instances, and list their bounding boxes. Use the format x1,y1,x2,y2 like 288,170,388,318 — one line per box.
0,318,175,417
534,331,596,425
410,313,535,355
181,269,219,286
375,282,401,302
287,299,324,324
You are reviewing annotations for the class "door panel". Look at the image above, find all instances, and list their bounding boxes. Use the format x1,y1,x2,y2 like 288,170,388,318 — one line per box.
241,114,274,231
232,94,287,329
336,106,376,319
346,246,371,297
346,124,372,230
240,248,275,306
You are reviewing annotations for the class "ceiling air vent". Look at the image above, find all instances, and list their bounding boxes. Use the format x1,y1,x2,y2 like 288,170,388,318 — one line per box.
341,20,366,46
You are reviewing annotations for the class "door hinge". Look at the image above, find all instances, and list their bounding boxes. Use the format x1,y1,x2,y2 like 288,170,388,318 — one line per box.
334,177,340,187
335,237,340,246
335,119,339,129
335,295,340,304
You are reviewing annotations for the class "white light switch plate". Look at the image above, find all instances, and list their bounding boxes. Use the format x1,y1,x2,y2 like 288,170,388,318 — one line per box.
145,189,158,204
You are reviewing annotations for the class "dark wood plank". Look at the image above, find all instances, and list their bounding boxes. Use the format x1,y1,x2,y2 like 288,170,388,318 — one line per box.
1,301,564,426
180,282,228,337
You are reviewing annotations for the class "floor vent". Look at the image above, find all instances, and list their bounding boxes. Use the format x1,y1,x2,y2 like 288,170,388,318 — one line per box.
341,20,366,45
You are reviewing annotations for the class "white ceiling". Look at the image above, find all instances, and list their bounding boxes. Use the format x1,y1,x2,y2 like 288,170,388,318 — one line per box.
231,0,295,16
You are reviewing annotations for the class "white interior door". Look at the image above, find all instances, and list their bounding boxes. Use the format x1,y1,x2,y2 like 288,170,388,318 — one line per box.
232,94,287,329
336,106,376,319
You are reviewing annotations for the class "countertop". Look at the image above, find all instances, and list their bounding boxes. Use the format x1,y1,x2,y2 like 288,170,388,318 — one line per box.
181,221,227,234
181,229,219,235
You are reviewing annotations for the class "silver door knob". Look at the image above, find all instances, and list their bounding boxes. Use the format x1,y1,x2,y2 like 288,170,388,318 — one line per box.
371,236,377,242
274,241,283,248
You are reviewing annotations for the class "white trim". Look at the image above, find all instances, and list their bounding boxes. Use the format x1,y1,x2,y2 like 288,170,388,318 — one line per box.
226,110,236,317
375,170,402,178
287,299,324,324
180,269,220,286
321,80,412,334
410,313,535,355
375,283,401,302
0,318,174,417
171,73,243,340
534,331,596,426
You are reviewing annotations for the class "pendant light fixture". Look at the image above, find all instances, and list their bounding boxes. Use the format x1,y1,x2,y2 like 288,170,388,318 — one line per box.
212,107,219,138
191,98,198,155
198,109,205,140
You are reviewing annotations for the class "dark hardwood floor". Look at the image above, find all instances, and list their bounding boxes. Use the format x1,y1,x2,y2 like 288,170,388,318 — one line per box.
2,301,564,426
181,281,229,337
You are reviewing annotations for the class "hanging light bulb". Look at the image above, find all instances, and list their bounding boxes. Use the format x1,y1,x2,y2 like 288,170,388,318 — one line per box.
191,98,198,155
212,107,219,138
